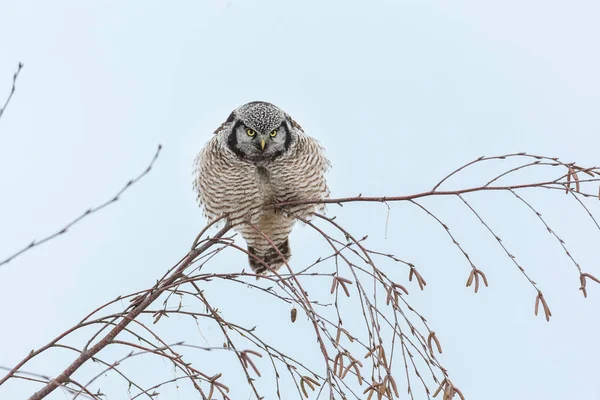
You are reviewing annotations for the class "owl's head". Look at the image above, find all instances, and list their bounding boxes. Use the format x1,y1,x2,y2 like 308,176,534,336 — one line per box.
225,101,295,162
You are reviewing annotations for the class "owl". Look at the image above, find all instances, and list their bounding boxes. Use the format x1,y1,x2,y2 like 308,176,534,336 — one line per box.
193,101,330,274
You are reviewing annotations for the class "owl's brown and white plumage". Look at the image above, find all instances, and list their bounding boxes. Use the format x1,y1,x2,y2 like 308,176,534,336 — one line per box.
193,101,330,274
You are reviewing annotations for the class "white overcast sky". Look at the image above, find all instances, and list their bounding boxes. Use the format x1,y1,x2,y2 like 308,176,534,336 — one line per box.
1,1,600,399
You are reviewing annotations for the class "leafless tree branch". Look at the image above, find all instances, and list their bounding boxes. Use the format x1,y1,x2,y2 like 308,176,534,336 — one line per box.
0,144,162,268
1,152,599,399
0,62,23,123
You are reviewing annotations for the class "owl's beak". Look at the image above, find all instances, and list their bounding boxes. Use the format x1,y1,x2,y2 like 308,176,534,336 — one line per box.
260,138,266,150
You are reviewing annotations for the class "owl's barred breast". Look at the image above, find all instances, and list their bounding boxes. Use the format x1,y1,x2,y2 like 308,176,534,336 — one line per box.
195,133,329,225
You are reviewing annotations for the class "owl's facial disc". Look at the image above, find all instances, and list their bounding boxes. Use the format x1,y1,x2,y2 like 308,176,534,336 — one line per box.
229,121,290,162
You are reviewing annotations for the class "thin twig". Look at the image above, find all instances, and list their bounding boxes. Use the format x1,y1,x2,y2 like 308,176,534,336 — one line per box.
0,62,23,123
0,144,162,267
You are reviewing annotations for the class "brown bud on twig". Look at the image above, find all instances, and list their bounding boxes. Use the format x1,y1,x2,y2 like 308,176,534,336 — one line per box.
240,350,263,377
381,374,399,398
566,166,581,193
465,269,489,293
534,292,552,321
330,276,353,297
583,272,600,284
333,352,342,377
290,307,297,322
335,325,355,345
580,274,588,298
340,353,363,384
394,283,409,295
385,286,395,306
207,381,215,400
409,267,427,290
427,331,443,355
300,375,320,398
386,283,409,306
433,378,465,400
378,346,389,369
364,345,380,359
363,382,387,400
208,373,230,393
433,379,446,397
580,272,600,298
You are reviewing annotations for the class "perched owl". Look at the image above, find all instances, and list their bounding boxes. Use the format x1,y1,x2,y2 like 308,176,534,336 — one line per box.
193,101,330,274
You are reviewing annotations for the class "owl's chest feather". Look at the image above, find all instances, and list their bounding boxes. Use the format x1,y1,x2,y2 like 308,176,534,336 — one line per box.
255,166,276,205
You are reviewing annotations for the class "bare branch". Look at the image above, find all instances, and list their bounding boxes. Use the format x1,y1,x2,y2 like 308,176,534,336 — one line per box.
0,62,23,123
0,144,162,268
1,152,598,399
22,224,231,400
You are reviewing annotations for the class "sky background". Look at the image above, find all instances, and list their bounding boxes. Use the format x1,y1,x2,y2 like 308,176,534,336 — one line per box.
1,0,600,399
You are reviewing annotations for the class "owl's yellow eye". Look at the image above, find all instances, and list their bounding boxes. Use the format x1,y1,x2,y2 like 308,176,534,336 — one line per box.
246,129,256,137
270,130,277,137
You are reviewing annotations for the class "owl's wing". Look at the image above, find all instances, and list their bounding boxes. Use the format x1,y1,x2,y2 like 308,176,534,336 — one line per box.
193,136,262,226
272,133,331,217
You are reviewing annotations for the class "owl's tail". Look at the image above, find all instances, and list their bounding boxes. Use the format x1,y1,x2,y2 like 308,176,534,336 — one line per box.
248,238,291,275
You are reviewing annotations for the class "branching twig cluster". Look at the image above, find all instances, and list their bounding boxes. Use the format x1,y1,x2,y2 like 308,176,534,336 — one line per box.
2,149,600,399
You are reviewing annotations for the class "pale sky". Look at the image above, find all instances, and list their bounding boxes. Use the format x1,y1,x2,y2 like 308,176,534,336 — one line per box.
1,1,599,399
